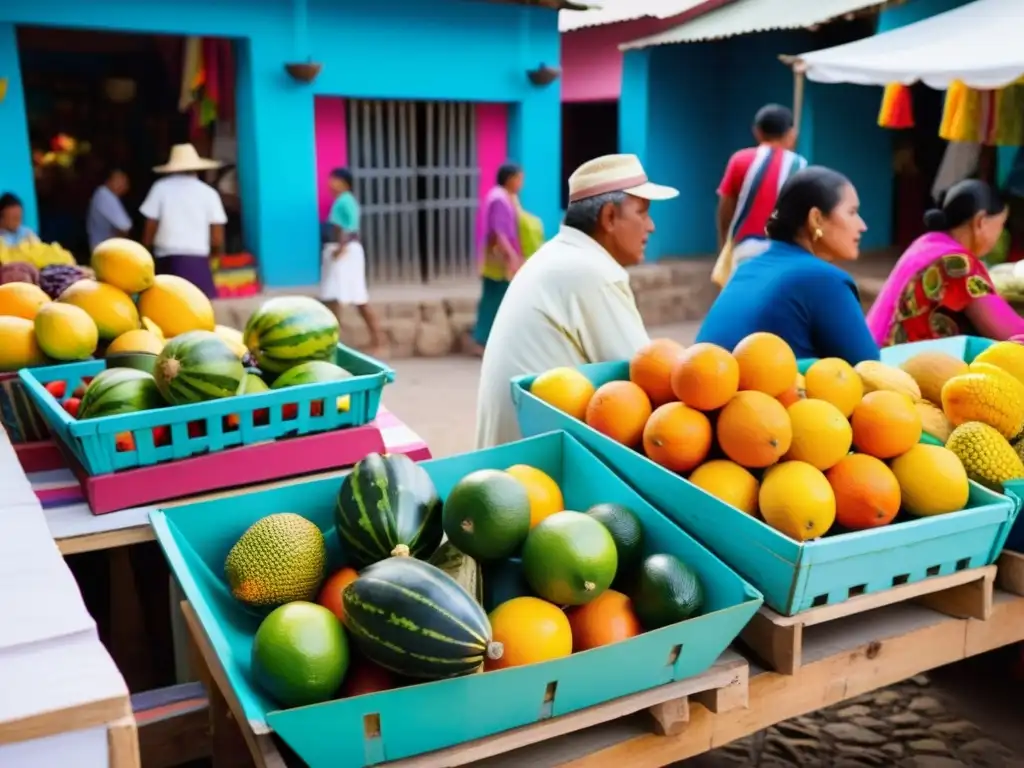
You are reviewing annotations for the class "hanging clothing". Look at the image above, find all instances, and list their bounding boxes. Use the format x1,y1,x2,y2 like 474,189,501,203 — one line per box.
931,142,982,202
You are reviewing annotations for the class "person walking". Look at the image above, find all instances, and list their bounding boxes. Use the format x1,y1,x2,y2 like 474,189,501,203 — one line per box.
139,143,227,298
320,167,385,357
86,167,132,251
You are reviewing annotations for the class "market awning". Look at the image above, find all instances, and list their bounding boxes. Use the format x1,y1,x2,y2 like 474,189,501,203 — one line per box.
787,0,1024,90
559,0,717,33
619,0,886,49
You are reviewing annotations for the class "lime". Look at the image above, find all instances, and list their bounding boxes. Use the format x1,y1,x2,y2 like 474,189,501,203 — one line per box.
585,503,644,572
251,601,349,708
522,511,618,606
442,469,531,561
630,554,705,630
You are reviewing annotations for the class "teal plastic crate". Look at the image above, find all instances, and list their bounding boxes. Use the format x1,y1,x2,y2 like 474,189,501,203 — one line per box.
18,344,394,476
512,363,1019,616
151,431,762,767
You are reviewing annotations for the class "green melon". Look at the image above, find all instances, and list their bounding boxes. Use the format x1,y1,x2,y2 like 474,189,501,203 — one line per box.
244,296,340,375
441,469,531,561
153,330,245,405
521,511,618,606
78,367,166,420
270,360,352,389
630,554,705,630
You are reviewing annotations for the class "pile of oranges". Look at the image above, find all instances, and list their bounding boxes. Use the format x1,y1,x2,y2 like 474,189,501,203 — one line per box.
529,333,972,542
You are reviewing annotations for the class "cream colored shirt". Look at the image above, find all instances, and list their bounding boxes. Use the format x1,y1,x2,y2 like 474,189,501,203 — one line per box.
475,226,651,449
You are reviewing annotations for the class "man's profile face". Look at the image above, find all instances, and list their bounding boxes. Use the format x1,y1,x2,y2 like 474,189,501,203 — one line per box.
602,195,654,267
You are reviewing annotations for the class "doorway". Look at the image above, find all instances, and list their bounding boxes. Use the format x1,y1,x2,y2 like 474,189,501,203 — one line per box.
561,100,619,209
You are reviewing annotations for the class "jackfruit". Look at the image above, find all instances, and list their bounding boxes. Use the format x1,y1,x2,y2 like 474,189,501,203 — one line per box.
942,369,1024,439
946,421,1024,492
973,341,1024,386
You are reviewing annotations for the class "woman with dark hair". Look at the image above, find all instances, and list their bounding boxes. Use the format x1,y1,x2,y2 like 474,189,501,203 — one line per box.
320,167,385,356
465,162,543,356
867,179,1024,344
697,166,879,363
0,193,40,248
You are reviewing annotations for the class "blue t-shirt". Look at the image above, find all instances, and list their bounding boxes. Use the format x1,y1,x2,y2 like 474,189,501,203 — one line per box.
328,192,360,234
696,241,880,365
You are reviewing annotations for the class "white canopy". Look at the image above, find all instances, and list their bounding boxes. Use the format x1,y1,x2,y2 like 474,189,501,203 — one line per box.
559,0,711,33
792,0,1024,90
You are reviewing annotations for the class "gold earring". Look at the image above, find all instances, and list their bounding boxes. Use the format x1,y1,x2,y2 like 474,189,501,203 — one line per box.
813,228,823,242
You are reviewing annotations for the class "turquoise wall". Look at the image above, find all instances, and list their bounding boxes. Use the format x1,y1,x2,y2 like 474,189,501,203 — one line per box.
0,0,562,287
620,29,891,259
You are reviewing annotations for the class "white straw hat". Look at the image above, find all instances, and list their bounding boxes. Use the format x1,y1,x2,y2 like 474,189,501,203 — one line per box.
153,143,224,174
568,154,678,203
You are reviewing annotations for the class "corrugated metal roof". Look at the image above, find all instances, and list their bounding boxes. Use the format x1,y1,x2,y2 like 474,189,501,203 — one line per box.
619,0,886,49
559,0,711,32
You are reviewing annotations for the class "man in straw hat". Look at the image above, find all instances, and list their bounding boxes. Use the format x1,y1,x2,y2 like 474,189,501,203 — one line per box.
474,153,678,449
139,143,228,298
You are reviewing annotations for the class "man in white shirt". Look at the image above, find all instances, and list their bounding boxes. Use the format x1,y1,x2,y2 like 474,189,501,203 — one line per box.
475,154,679,449
86,168,132,251
139,143,227,298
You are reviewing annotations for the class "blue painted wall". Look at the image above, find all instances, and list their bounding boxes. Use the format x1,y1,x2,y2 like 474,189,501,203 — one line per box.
0,0,562,287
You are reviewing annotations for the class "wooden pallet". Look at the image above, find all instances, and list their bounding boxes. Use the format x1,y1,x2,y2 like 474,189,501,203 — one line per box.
998,550,1024,596
740,565,997,674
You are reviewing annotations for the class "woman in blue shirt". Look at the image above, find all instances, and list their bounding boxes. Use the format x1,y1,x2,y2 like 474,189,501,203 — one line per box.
697,166,880,364
0,193,40,248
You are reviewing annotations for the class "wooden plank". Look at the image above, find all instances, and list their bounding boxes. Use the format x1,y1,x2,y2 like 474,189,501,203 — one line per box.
107,716,142,768
741,566,996,673
57,526,155,556
997,549,1024,596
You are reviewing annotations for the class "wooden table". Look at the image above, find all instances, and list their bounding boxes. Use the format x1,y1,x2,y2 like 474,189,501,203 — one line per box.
183,585,1024,767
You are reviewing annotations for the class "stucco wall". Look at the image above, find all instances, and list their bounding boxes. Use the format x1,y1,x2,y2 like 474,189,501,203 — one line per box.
0,0,561,287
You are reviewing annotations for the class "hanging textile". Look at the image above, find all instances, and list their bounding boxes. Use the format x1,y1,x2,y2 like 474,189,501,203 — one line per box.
179,37,204,113
878,83,914,129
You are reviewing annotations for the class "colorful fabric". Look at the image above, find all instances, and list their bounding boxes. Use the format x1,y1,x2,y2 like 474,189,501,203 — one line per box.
517,205,544,260
718,145,808,245
472,277,510,347
940,79,1024,146
477,186,521,282
878,83,914,129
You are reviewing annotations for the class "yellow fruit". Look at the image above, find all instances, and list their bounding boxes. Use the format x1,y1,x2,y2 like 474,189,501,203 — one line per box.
141,316,166,341
58,280,139,341
891,443,971,516
915,401,953,443
900,352,969,404
854,360,922,401
0,282,51,320
33,304,98,361
486,597,572,670
529,367,596,421
784,398,853,471
945,421,1024,493
214,324,248,359
758,461,836,541
804,358,863,417
137,275,216,338
90,238,156,294
106,329,165,356
506,464,564,528
941,370,1024,439
688,460,760,516
0,316,49,372
973,341,1024,387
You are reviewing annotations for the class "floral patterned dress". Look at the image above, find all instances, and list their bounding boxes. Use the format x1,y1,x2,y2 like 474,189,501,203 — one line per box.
886,252,996,345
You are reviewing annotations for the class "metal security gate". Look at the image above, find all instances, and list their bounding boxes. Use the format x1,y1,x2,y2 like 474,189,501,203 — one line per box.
346,99,479,284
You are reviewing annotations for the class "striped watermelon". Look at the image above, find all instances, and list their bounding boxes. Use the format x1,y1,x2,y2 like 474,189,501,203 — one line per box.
270,360,351,389
243,297,339,374
335,452,442,566
78,368,167,420
342,557,503,679
153,330,245,405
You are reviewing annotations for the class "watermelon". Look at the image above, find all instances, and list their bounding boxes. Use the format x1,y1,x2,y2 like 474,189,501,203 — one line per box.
335,452,442,566
244,296,340,375
342,557,503,679
270,360,351,389
154,330,245,405
241,372,269,394
78,368,166,420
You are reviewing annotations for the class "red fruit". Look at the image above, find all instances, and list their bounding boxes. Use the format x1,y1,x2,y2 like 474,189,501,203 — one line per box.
81,376,93,385
61,397,81,418
317,567,359,621
282,403,299,420
223,414,240,431
311,400,325,417
44,381,67,399
115,432,136,452
152,426,172,447
253,408,270,426
339,659,399,698
72,383,87,399
187,421,207,438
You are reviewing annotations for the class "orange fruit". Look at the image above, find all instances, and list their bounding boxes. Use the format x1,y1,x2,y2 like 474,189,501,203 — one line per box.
506,464,564,528
826,454,901,530
732,332,798,398
565,590,642,651
688,460,759,515
0,282,51,320
759,461,836,541
851,391,922,459
784,398,853,471
530,367,595,421
804,358,863,417
486,597,572,670
585,380,652,447
716,391,793,468
642,402,712,473
630,338,685,406
777,373,807,408
316,567,359,622
670,343,739,411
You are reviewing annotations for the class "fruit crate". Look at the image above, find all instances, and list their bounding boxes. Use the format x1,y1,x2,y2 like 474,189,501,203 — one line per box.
17,344,394,476
512,363,1020,616
150,431,762,767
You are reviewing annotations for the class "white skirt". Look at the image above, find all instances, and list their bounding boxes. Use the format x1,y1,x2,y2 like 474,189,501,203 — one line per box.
320,241,369,305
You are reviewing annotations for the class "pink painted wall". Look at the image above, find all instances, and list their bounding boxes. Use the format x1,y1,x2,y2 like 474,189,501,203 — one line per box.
314,96,348,221
475,103,509,205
